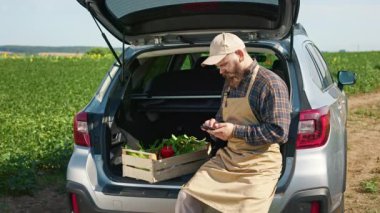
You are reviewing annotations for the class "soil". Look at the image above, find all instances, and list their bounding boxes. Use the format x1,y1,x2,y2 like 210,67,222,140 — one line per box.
1,92,380,213
0,187,68,213
344,91,380,213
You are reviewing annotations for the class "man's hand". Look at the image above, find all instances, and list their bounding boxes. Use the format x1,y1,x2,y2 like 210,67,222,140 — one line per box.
201,119,235,141
207,122,235,141
201,118,218,130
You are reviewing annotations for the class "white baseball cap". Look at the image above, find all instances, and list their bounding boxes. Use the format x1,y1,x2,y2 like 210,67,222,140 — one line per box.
202,32,246,66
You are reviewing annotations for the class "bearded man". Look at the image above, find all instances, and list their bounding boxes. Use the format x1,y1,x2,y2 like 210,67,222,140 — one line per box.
175,32,291,213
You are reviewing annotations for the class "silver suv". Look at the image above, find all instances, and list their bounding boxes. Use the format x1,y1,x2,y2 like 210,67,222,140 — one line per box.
67,0,356,212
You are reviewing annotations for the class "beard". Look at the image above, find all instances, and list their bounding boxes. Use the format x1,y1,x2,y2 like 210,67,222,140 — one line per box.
222,68,245,88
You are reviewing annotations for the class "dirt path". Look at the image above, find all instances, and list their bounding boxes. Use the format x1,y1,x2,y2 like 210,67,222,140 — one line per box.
344,92,380,212
1,92,380,212
348,91,380,109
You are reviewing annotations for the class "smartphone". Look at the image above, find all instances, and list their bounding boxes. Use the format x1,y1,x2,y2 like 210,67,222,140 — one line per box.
201,124,216,131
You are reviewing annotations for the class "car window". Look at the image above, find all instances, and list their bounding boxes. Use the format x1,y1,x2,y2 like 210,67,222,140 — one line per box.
144,56,171,81
304,44,323,89
313,45,334,86
306,44,334,89
132,51,283,94
131,56,171,92
261,54,278,69
180,55,193,70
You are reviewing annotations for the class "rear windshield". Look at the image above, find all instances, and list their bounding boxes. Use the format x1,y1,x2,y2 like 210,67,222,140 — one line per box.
106,0,279,19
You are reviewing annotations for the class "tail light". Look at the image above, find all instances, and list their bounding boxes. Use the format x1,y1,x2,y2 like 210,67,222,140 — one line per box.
310,201,320,213
296,106,330,149
73,111,90,147
70,193,80,213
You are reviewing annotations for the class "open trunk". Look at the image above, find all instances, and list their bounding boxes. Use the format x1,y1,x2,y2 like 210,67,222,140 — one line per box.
104,46,291,187
78,0,299,45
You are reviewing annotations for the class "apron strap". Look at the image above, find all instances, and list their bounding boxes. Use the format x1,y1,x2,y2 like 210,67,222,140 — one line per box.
245,64,260,98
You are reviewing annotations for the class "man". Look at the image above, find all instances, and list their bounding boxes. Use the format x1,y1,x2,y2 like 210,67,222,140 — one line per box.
175,32,291,213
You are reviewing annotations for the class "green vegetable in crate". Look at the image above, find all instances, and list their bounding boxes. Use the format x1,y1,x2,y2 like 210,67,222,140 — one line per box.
125,134,207,159
124,144,150,159
125,151,150,159
149,134,207,157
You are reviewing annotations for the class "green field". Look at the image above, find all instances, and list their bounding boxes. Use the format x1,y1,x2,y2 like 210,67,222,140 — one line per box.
0,54,113,194
0,51,379,195
323,51,380,95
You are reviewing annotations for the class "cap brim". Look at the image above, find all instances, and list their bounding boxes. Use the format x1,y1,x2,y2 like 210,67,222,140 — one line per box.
201,54,227,66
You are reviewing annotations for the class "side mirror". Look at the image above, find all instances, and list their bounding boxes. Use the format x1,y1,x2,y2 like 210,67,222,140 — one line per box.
337,71,356,90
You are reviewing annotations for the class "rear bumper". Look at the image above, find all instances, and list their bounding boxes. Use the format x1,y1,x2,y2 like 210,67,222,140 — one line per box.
68,180,340,213
282,188,330,213
66,181,177,213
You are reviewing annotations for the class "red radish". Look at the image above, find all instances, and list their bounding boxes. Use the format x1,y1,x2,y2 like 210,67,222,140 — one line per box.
160,145,175,158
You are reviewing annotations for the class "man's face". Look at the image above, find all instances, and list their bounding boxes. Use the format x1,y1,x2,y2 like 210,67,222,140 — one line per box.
216,52,244,88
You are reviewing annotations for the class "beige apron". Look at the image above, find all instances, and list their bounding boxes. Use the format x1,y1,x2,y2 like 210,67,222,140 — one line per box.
182,65,282,213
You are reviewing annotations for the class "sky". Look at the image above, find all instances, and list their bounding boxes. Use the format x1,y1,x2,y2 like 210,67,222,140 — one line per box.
0,0,379,52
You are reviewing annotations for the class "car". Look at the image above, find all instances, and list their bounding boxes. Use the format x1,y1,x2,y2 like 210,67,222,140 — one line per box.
67,0,356,212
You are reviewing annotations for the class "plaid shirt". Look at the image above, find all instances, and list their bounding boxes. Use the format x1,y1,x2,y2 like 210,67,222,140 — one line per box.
216,61,291,145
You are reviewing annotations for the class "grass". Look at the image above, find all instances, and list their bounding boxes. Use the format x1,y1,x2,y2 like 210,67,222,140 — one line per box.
353,107,380,120
360,177,379,194
0,201,9,213
350,99,380,120
352,103,380,120
323,51,380,95
0,54,113,195
35,169,67,194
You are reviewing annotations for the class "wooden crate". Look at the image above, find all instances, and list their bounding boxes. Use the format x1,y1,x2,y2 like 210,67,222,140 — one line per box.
122,146,209,183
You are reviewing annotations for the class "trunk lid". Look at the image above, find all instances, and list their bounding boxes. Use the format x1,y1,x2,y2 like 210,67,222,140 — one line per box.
78,0,299,45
